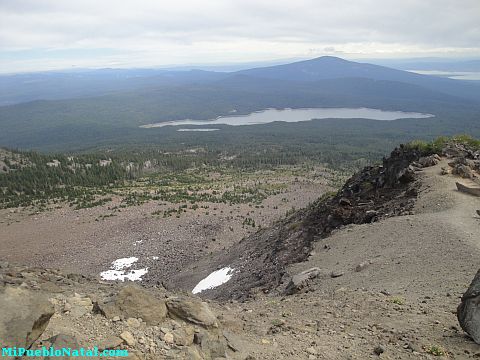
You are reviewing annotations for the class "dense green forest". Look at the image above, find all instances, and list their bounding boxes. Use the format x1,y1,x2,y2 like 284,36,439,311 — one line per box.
2,134,478,211
0,151,131,209
0,138,366,210
0,75,479,152
1,57,479,210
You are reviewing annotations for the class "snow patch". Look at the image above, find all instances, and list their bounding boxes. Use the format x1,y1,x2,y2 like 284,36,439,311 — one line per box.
111,257,138,270
100,268,148,281
100,257,148,281
192,267,235,294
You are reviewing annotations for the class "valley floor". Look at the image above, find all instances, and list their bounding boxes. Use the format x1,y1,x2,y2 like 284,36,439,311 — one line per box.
0,167,333,286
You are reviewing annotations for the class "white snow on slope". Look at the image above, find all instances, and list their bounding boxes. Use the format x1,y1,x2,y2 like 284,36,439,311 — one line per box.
111,257,138,270
100,257,148,281
192,267,235,294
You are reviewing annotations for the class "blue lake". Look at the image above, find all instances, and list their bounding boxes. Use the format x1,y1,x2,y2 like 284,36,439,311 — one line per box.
141,107,434,129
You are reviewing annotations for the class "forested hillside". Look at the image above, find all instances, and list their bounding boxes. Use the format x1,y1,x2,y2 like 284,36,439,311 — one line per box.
1,57,479,152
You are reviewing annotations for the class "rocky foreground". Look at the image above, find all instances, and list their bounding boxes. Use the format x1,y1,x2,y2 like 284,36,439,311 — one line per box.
1,139,480,359
0,264,239,359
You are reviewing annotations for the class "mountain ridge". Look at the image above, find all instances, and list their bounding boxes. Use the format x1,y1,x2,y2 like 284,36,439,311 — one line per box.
237,56,480,101
1,56,480,152
2,56,479,106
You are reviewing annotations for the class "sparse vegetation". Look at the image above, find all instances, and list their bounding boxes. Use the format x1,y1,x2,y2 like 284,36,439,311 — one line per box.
407,135,480,154
388,297,406,305
425,345,446,356
0,147,350,213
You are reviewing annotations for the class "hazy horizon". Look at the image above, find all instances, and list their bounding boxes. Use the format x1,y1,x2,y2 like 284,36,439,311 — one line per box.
1,0,479,74
1,55,480,76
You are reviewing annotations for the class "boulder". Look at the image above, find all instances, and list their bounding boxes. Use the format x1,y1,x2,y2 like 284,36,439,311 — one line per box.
284,267,323,295
166,296,218,328
458,269,480,344
417,154,440,168
96,285,167,325
443,143,471,158
452,164,474,179
0,286,54,356
163,332,174,344
364,210,378,222
330,271,344,278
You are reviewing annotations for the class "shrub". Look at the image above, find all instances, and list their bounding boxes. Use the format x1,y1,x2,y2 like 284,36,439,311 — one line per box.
425,345,446,356
388,297,405,305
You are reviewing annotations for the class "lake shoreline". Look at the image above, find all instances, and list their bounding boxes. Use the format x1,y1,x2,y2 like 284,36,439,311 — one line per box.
140,107,434,129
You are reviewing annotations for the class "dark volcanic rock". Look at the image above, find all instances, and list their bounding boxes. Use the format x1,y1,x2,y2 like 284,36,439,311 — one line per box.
416,154,441,168
191,145,423,301
458,269,480,344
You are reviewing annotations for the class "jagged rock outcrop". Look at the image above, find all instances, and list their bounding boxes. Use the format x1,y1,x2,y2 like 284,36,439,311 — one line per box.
443,142,480,160
190,144,424,300
445,143,480,181
450,158,475,179
415,154,441,168
458,269,480,344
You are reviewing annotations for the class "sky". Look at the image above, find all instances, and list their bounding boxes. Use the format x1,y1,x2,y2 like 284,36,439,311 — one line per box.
0,0,479,73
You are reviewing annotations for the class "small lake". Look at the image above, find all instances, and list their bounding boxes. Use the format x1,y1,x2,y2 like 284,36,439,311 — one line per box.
408,70,480,81
141,107,434,128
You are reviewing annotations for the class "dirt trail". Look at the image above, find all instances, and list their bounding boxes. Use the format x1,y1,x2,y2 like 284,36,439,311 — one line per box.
421,160,480,251
286,159,480,297
219,159,480,359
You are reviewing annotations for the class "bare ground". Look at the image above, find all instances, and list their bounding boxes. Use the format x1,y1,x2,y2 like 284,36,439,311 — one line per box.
215,159,480,359
2,159,480,359
0,171,332,283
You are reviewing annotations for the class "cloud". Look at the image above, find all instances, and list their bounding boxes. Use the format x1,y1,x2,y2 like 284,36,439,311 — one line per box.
0,0,479,72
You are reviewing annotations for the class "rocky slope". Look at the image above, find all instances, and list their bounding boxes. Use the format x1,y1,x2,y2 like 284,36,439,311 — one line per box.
0,263,246,359
170,144,427,300
1,139,480,359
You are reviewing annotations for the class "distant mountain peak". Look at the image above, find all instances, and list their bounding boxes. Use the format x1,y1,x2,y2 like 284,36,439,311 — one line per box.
309,55,349,61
